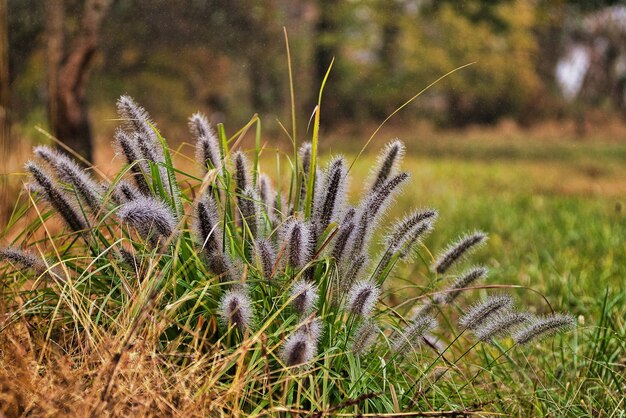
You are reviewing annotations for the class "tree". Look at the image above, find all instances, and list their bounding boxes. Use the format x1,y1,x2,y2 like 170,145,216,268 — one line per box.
46,0,112,163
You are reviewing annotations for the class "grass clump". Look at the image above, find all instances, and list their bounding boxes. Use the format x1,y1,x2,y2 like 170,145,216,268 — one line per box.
0,95,577,416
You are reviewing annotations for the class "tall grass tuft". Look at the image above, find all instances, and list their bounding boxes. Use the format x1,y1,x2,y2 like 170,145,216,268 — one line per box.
0,96,576,415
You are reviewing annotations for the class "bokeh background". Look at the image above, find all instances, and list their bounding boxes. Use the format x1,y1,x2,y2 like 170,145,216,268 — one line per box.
2,1,626,156
1,0,625,331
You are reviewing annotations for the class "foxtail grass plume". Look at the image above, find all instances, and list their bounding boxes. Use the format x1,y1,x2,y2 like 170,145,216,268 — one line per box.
258,174,274,215
314,156,348,234
134,131,161,164
254,239,275,280
346,280,380,317
284,220,313,269
194,196,235,280
475,311,531,342
340,254,368,292
119,247,139,271
114,129,151,195
232,151,250,194
115,180,140,203
350,172,410,258
300,315,323,342
290,279,319,315
393,315,438,352
117,97,174,196
118,195,176,245
435,266,488,304
433,231,487,274
219,289,254,331
299,142,312,177
194,196,222,254
351,320,379,355
26,161,87,232
369,139,406,193
386,209,438,252
281,316,322,367
397,219,435,259
330,208,355,263
239,186,260,238
117,95,159,145
459,295,513,330
281,330,317,367
0,247,48,276
34,146,103,213
190,112,222,173
514,313,575,345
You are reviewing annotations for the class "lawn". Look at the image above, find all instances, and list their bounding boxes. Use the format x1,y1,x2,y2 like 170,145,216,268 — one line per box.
333,132,626,414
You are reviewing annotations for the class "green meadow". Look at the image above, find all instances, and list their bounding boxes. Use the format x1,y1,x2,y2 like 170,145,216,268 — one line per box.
329,133,626,414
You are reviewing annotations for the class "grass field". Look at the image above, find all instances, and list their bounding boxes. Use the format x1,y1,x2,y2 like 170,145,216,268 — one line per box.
1,124,624,416
337,132,626,414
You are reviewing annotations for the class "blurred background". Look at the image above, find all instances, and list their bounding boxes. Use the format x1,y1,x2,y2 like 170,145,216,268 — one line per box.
2,0,626,159
0,0,625,364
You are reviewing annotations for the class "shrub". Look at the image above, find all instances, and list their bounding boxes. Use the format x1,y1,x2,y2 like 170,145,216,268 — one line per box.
0,96,574,415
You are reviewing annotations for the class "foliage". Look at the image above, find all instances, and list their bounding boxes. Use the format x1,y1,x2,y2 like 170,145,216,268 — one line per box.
0,95,584,415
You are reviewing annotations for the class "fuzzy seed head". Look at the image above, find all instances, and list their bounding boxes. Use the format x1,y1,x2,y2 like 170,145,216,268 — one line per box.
26,161,87,232
459,295,513,330
393,315,438,352
34,146,103,213
314,156,348,234
116,95,158,142
475,311,532,342
299,142,312,177
114,129,151,195
299,316,323,342
331,209,356,263
369,139,406,193
188,112,212,140
290,279,319,315
118,195,176,245
255,239,276,280
433,231,488,274
351,320,379,355
346,280,380,317
281,331,316,367
232,151,249,193
284,220,314,269
134,131,161,164
514,313,575,345
238,186,260,238
387,209,438,250
194,196,222,254
340,254,368,292
114,180,140,203
398,220,435,259
190,112,222,173
350,172,409,257
0,247,47,275
436,266,488,304
219,289,254,331
257,174,273,211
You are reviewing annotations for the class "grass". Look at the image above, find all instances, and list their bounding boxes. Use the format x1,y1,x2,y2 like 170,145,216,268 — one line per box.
337,133,626,415
0,111,624,417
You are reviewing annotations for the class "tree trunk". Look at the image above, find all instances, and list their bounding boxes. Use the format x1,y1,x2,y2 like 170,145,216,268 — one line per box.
47,0,112,163
0,0,10,223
